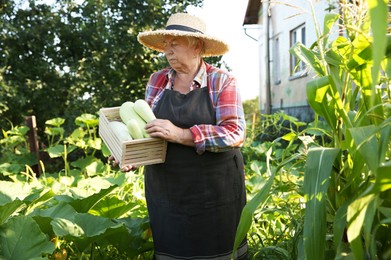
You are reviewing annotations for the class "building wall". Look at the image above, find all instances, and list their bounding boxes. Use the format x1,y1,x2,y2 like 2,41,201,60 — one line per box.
257,0,335,122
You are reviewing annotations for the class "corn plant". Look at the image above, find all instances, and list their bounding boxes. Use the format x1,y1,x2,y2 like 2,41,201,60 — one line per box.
234,0,390,259
290,0,390,259
235,112,308,259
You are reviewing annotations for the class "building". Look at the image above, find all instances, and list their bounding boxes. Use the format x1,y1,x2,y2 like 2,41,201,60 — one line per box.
243,0,337,122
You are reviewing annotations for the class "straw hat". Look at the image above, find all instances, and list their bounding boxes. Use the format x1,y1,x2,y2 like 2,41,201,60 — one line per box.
137,13,229,57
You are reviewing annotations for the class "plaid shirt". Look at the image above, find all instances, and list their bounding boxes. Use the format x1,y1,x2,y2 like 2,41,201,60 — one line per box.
145,61,246,154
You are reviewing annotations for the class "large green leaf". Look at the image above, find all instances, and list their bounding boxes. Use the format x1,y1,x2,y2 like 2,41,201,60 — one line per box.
322,13,339,49
32,202,79,237
232,148,275,255
24,189,56,215
0,215,54,259
89,195,140,218
372,162,391,193
96,217,153,257
0,200,25,225
378,117,391,163
0,181,34,202
366,0,388,91
232,149,302,256
306,76,337,129
333,203,348,257
290,42,325,76
51,218,84,237
347,194,378,259
303,147,340,260
349,125,379,174
70,185,117,213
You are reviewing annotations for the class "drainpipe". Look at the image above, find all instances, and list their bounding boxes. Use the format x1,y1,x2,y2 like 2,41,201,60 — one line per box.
265,1,272,114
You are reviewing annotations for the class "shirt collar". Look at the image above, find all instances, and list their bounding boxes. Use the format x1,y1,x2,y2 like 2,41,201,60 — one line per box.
165,61,207,90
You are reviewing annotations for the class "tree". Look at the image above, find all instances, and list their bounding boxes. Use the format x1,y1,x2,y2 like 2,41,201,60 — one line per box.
0,0,206,133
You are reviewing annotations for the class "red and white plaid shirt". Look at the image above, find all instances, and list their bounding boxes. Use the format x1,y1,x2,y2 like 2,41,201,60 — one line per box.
145,61,246,154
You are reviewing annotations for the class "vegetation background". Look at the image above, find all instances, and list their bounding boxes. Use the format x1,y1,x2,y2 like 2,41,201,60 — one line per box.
0,0,390,259
0,0,226,133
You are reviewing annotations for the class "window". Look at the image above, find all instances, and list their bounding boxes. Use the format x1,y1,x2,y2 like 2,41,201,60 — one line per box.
290,24,306,77
273,37,281,85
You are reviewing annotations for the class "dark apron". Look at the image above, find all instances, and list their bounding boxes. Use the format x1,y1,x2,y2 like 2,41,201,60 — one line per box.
144,88,247,259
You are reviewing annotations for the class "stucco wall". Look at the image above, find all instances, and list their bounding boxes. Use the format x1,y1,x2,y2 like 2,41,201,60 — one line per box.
257,0,338,121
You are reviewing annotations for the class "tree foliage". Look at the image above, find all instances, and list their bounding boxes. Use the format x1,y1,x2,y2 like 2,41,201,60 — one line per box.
0,0,206,132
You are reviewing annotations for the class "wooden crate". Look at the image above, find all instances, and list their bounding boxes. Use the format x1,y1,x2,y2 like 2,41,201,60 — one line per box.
99,107,167,167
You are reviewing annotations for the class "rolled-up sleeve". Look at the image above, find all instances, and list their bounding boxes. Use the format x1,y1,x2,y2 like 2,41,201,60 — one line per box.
190,76,246,154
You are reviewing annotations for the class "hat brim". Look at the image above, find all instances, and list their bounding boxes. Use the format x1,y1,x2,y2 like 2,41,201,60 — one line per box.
137,30,229,57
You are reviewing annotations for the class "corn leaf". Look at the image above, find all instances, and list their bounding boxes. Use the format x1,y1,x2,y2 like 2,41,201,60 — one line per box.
322,13,339,48
232,157,275,255
347,194,378,259
333,203,348,255
366,0,388,90
306,76,337,129
379,117,391,163
372,162,391,193
303,147,339,260
290,42,326,76
349,126,379,174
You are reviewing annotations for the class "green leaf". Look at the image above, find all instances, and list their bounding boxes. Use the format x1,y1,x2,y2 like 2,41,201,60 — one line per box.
70,185,117,213
290,42,325,76
0,181,34,202
347,194,378,259
333,203,348,255
44,126,64,137
281,132,296,141
32,202,78,236
46,144,77,158
75,113,99,128
45,117,65,127
232,148,276,255
74,213,123,237
379,118,391,163
0,215,55,259
89,196,139,218
322,13,339,48
232,170,275,255
101,141,111,157
0,200,25,225
366,0,388,91
71,156,105,176
24,189,56,215
306,76,337,128
372,162,391,192
349,126,379,174
51,218,84,237
303,147,340,260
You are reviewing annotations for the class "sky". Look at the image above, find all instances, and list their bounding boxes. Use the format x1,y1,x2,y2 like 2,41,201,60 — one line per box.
187,0,260,101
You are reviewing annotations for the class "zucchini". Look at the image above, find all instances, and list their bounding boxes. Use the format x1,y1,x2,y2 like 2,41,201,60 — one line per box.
109,121,132,142
126,119,144,139
120,101,149,137
133,99,156,123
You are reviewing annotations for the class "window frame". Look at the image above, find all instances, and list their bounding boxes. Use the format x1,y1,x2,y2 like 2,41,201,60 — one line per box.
289,23,307,80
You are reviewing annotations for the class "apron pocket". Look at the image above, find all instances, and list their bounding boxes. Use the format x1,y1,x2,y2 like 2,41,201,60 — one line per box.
202,153,242,207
